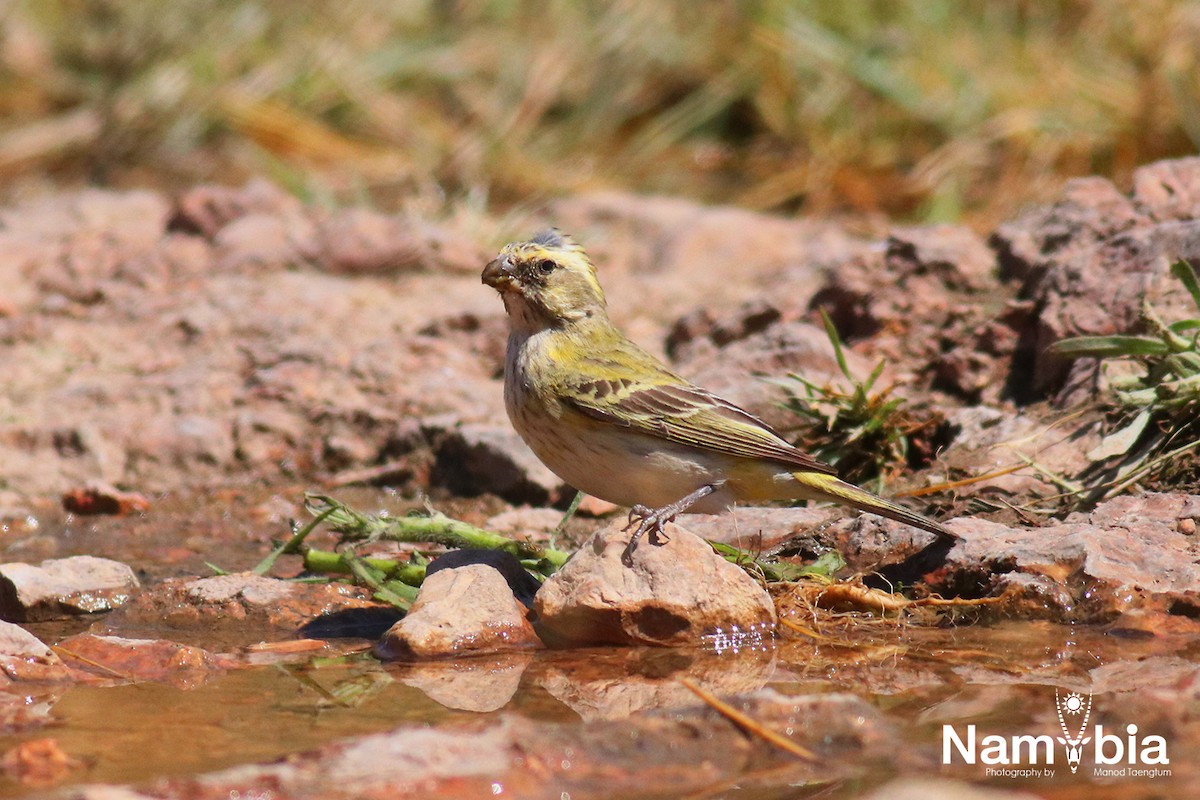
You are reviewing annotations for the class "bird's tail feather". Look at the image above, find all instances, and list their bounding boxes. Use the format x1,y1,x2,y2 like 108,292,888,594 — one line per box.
793,472,955,540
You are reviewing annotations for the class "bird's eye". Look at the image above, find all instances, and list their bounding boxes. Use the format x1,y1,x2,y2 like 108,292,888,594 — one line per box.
536,259,556,274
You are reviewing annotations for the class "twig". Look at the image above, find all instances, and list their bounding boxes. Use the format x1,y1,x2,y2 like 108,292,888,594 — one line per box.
897,462,1027,497
680,677,817,761
51,646,136,681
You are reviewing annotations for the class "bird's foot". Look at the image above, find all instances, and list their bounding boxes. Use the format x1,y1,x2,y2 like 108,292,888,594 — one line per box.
619,483,721,567
621,505,671,566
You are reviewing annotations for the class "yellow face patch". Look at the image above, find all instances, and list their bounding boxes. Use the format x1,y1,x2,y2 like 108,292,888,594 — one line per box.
496,230,607,316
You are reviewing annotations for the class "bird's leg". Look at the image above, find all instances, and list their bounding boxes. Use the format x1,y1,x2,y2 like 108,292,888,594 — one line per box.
621,483,721,566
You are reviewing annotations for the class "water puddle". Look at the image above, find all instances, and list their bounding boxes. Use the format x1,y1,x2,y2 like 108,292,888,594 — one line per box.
1,492,1195,796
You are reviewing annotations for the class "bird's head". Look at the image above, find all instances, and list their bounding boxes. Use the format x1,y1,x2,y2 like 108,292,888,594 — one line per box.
482,229,606,329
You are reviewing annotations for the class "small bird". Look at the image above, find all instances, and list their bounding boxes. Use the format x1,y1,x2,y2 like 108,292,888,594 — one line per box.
482,229,954,565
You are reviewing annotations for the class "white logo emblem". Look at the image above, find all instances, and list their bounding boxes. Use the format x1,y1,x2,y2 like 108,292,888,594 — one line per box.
1055,689,1093,773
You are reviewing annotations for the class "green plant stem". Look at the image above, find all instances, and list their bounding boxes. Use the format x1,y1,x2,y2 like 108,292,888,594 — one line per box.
305,493,849,585
304,548,427,586
305,493,572,573
340,551,419,609
252,503,338,576
551,489,584,549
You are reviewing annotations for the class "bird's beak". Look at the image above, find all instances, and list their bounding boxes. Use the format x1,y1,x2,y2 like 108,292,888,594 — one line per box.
482,256,516,291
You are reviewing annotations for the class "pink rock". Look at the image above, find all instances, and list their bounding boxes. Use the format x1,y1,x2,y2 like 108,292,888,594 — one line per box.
0,556,139,622
990,175,1146,283
535,520,776,647
925,493,1200,621
106,573,381,645
213,210,314,271
377,564,541,660
55,633,228,687
431,423,567,506
886,224,996,290
0,621,69,683
1133,156,1200,222
173,179,302,238
310,210,487,276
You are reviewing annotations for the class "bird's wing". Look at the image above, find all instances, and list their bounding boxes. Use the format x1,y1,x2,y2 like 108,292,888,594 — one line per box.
560,345,837,475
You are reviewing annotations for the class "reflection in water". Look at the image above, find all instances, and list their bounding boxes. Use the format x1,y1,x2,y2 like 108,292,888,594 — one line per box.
537,646,776,721
389,652,535,712
0,619,1196,796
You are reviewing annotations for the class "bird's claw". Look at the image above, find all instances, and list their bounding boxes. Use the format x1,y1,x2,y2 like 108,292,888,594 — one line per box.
621,505,674,566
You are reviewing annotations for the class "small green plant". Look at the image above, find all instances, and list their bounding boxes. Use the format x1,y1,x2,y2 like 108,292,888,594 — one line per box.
1050,259,1200,501
778,311,921,489
257,494,829,609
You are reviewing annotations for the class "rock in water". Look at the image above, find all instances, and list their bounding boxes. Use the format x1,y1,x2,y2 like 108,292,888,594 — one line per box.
377,564,542,660
0,556,140,622
535,520,776,647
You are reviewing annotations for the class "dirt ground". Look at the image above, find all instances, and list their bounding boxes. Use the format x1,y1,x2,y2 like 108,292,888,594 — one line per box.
1,160,1200,798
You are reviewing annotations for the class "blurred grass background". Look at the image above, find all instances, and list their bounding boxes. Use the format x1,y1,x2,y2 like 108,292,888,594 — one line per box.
1,0,1198,228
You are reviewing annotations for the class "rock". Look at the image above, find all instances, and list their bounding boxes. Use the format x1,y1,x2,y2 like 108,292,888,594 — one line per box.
938,405,1102,501
1014,221,1200,398
547,192,872,350
929,310,1023,402
106,573,380,646
171,178,302,238
534,520,777,647
665,299,784,363
431,424,567,505
575,494,620,517
483,506,563,538
423,549,544,609
0,556,139,622
810,228,992,343
54,634,228,687
394,652,534,712
70,189,171,247
925,493,1200,621
0,181,502,502
212,210,313,271
308,210,486,276
550,191,870,282
985,162,1200,400
990,176,1145,284
0,621,70,682
376,563,541,660
1132,156,1200,222
680,505,832,550
417,311,509,377
786,514,949,576
60,482,150,516
886,224,997,290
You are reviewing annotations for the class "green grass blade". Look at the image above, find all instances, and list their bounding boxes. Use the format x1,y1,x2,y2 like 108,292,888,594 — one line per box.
819,309,852,382
1171,260,1200,312
1050,336,1169,357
